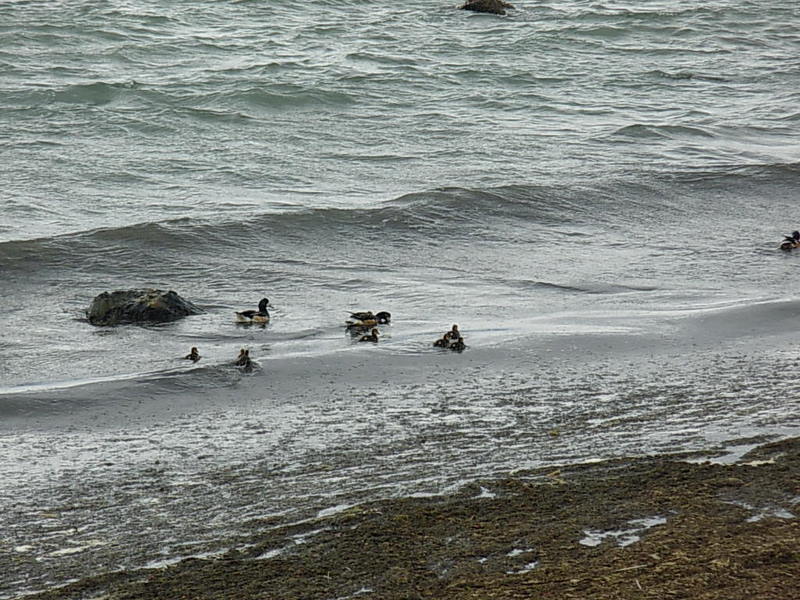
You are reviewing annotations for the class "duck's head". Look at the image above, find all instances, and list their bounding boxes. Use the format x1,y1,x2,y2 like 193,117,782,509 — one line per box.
792,231,799,241
258,298,270,312
190,347,198,354
375,311,391,324
451,324,459,333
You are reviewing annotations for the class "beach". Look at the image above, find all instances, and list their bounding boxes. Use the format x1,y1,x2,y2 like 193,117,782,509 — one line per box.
3,1,800,597
19,436,800,600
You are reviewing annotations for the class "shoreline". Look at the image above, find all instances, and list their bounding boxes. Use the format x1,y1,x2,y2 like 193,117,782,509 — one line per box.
20,436,800,600
6,299,800,432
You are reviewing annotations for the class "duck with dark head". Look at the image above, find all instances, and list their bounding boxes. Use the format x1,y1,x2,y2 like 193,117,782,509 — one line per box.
780,231,800,251
235,298,271,324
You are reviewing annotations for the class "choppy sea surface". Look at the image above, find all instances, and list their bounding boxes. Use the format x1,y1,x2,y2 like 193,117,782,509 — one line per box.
2,0,800,596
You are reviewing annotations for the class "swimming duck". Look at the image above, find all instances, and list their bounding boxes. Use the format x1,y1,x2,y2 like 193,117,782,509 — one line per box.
433,336,448,348
234,348,254,372
184,347,201,362
234,348,250,366
449,336,466,353
235,298,270,324
346,310,391,328
780,231,800,251
358,328,380,343
443,324,460,341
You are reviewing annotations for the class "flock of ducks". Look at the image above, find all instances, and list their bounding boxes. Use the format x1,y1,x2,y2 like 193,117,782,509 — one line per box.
182,299,467,369
432,324,466,352
185,234,798,367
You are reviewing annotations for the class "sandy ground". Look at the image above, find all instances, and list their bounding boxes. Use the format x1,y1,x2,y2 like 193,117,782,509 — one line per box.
18,435,800,600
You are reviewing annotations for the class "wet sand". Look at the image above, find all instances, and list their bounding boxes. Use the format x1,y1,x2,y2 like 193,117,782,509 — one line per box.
21,435,800,600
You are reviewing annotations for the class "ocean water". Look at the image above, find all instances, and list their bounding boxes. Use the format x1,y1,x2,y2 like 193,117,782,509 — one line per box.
2,0,800,596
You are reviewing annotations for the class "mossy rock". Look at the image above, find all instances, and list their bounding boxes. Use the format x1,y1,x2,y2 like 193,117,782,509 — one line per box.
460,0,514,15
87,289,203,326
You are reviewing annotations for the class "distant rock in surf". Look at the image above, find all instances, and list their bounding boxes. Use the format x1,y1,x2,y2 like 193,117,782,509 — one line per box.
460,0,514,15
87,289,203,326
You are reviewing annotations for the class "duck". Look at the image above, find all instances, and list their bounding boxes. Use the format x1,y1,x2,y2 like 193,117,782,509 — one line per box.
449,336,466,353
780,231,800,251
234,348,255,372
235,298,270,324
443,324,460,341
234,348,250,366
433,336,448,348
346,310,391,328
184,347,201,362
358,328,380,343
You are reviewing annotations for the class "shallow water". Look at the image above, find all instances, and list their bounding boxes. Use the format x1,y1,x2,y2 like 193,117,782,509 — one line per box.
2,0,800,596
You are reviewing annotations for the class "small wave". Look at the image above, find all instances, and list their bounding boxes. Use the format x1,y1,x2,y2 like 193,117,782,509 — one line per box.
192,85,356,115
571,25,628,39
0,80,161,111
647,69,729,83
668,162,800,184
500,279,658,295
612,123,715,140
0,219,195,271
0,361,252,419
2,78,354,116
775,111,800,123
670,297,800,343
52,80,140,106
0,186,586,266
4,163,797,275
178,106,255,123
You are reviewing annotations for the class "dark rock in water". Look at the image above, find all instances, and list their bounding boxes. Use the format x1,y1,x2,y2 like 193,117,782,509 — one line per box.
87,289,203,326
460,0,514,15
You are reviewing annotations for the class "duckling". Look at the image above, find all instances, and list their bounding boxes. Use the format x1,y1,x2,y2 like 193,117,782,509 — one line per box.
449,336,466,353
433,337,448,348
234,348,250,366
358,328,380,343
234,348,255,373
443,324,460,341
235,298,270,324
347,323,371,337
184,347,201,362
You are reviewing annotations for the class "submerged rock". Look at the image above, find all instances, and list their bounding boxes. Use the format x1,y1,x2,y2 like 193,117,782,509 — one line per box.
460,0,514,15
87,289,203,326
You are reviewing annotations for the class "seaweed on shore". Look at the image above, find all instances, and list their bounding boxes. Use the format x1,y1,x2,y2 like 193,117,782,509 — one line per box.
22,438,800,600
